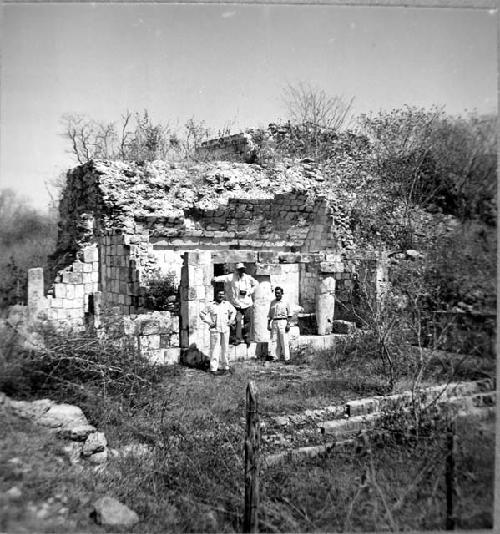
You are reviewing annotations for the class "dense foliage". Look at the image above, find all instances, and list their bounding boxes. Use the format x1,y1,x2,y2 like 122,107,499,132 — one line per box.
0,190,57,308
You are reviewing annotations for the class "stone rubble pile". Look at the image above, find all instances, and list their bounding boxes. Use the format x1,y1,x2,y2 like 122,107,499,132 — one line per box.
0,393,109,465
57,159,355,247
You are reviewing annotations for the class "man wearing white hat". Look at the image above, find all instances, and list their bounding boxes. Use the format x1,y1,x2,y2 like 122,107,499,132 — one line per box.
212,263,257,346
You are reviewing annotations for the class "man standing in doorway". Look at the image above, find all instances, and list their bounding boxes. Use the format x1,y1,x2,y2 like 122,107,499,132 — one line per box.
212,263,257,347
199,289,236,375
267,286,292,363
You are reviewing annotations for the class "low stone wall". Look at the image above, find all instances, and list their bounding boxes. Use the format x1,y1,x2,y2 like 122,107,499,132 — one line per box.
100,310,180,365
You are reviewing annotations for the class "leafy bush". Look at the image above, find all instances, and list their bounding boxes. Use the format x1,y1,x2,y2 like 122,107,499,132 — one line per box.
0,325,169,424
143,272,179,311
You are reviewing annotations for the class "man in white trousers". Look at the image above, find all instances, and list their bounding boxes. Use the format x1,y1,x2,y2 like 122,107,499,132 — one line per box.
267,286,292,363
200,289,236,375
212,263,257,347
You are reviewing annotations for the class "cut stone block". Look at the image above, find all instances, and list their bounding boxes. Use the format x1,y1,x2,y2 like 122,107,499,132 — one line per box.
318,413,380,436
255,263,283,276
164,347,181,365
92,496,139,527
83,431,107,456
345,398,380,417
331,320,356,335
228,342,257,361
290,334,338,351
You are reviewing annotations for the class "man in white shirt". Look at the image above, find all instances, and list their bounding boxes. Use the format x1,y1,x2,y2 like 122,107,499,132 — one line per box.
212,263,257,347
199,289,237,375
267,286,292,362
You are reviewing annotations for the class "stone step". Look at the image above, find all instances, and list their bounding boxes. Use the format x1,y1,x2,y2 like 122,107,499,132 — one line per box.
268,380,496,428
438,392,496,411
265,403,496,468
318,413,381,436
290,334,341,351
228,342,258,361
271,406,345,427
319,393,495,438
345,379,495,417
263,438,356,468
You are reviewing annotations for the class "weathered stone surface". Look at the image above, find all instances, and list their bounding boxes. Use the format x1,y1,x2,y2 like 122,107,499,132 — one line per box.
345,398,380,417
331,320,356,335
318,413,380,436
92,496,139,527
316,276,336,335
272,416,290,426
62,442,84,465
405,249,423,259
88,449,109,464
6,486,23,500
39,404,88,428
255,263,282,276
9,398,55,419
290,333,338,351
82,432,107,456
59,424,97,441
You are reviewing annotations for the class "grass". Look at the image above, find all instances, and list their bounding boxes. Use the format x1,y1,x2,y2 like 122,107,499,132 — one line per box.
262,409,495,532
0,323,496,532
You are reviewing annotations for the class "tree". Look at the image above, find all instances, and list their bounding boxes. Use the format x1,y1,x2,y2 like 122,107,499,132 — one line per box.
360,107,497,226
183,117,210,155
282,82,354,131
61,110,179,163
279,82,354,159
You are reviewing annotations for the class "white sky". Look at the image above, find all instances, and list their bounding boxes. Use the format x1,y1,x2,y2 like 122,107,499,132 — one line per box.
0,3,497,212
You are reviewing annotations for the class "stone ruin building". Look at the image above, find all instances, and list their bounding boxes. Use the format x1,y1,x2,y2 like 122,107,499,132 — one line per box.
25,130,388,365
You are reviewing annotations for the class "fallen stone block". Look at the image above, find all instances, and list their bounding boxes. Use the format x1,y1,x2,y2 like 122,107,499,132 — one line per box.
62,442,84,465
83,432,108,456
289,414,307,425
9,398,56,419
272,416,290,426
471,392,496,407
92,496,139,527
88,449,109,464
318,413,380,436
345,398,380,417
290,334,338,351
59,424,97,441
331,320,356,335
39,404,89,429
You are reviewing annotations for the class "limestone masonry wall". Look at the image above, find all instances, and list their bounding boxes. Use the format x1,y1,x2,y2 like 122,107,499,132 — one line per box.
22,157,388,365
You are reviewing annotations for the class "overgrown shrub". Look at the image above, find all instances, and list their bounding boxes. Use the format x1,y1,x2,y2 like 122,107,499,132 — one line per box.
143,272,178,311
261,406,493,532
0,325,169,424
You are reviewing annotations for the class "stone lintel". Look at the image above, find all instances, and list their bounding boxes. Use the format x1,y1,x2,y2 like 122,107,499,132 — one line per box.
211,250,257,265
255,263,283,276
